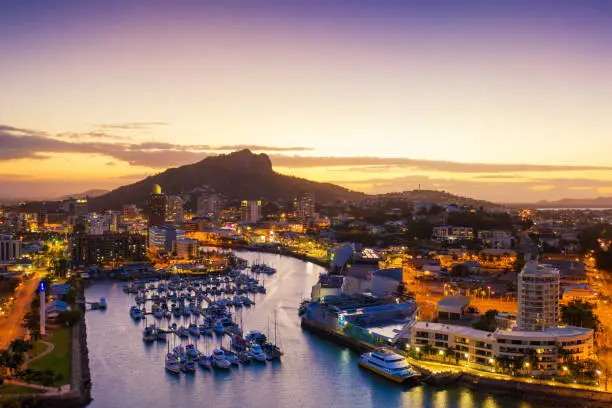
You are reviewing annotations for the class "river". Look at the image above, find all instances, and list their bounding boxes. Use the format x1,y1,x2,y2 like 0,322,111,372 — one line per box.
84,251,532,408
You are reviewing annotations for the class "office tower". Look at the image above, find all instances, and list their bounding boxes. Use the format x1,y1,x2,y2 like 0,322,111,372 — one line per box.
166,195,184,224
197,194,221,218
295,192,316,226
240,200,262,223
148,184,167,227
0,234,21,262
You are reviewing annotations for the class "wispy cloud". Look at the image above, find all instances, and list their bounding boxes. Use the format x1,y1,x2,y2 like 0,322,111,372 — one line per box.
271,155,612,173
0,124,312,168
95,122,167,130
58,131,132,141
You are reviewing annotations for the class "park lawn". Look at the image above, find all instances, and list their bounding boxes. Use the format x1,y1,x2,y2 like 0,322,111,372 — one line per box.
0,384,45,395
27,327,71,386
29,340,50,359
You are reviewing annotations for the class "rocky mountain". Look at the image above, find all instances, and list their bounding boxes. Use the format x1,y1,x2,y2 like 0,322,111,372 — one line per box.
89,150,365,210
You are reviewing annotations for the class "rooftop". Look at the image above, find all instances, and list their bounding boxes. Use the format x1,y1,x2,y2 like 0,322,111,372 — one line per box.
437,295,471,308
412,321,494,340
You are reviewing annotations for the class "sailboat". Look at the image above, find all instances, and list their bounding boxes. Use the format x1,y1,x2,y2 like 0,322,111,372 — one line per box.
165,339,181,374
263,309,283,360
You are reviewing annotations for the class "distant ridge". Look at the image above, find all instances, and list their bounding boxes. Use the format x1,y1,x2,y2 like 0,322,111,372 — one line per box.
507,196,612,208
373,189,502,210
89,150,365,210
57,189,110,201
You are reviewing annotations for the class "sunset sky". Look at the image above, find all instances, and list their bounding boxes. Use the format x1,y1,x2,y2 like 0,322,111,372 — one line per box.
1,1,611,202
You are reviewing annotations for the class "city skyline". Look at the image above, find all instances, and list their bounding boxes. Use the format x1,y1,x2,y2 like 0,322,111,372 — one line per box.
1,0,612,202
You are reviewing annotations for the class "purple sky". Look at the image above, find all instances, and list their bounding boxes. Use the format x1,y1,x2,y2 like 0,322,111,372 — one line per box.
1,1,611,202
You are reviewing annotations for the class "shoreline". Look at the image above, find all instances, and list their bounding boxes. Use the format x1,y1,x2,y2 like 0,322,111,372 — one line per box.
206,243,331,269
300,317,612,407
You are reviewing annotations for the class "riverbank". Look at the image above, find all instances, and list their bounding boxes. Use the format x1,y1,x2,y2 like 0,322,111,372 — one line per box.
208,243,331,269
301,316,612,407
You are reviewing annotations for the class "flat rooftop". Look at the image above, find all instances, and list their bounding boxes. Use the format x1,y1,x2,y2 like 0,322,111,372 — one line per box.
412,321,493,340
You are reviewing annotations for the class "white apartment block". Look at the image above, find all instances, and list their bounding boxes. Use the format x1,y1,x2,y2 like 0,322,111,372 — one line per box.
409,321,593,375
518,262,560,331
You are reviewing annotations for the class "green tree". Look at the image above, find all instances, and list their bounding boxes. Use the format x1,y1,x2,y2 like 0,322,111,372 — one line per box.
59,309,82,326
561,300,601,331
472,309,499,332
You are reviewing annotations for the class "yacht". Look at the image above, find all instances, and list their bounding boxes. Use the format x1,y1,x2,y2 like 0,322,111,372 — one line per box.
213,322,225,335
130,306,142,320
165,353,181,375
358,348,420,383
212,349,231,369
248,343,267,363
156,328,167,342
188,323,200,337
180,357,196,373
143,325,156,342
198,354,212,369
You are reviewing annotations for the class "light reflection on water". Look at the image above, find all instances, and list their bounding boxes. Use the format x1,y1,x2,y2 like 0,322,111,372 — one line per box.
85,251,533,408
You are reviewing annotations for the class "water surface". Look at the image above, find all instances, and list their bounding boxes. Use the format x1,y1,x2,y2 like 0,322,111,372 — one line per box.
85,251,532,408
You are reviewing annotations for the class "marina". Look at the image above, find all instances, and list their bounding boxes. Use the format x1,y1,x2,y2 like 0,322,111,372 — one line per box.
84,251,533,408
113,259,286,378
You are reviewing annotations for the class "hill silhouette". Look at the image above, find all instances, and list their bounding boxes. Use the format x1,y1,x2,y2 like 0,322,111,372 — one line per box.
89,150,365,210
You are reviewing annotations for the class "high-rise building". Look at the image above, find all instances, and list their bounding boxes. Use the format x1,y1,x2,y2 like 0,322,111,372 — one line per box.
295,192,316,226
173,238,199,259
148,184,167,227
518,261,560,331
197,194,221,218
166,196,184,224
70,233,146,266
0,234,21,262
148,226,186,252
240,200,262,223
123,204,138,218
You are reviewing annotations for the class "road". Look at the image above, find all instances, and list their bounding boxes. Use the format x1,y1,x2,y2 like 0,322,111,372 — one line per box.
0,272,41,349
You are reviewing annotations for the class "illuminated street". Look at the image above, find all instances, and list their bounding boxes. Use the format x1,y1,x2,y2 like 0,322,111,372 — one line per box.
0,270,41,349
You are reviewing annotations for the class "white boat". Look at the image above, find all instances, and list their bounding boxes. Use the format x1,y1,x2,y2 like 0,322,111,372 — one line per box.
180,358,196,373
358,348,420,383
188,324,200,337
212,349,231,369
143,325,156,342
130,306,142,320
248,343,267,363
198,355,212,369
176,326,189,338
213,322,225,335
156,328,167,342
165,353,181,375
